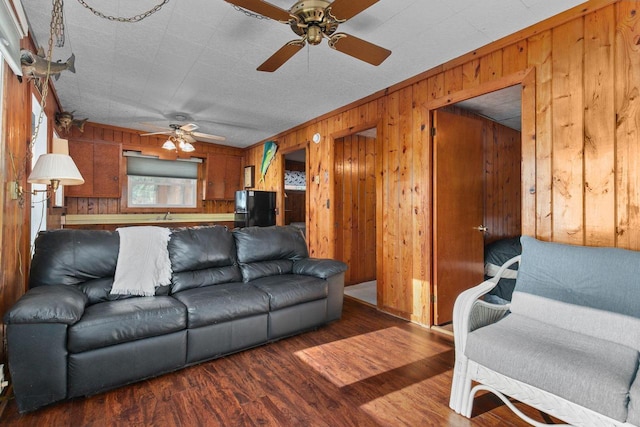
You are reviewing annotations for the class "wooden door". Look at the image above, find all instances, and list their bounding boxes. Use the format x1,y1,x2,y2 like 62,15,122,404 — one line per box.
433,110,485,325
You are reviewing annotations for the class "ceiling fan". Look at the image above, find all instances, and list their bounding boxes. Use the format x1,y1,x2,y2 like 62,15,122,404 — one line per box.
141,123,226,152
226,0,391,72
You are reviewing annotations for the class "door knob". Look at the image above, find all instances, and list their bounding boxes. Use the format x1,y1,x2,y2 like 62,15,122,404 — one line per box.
474,225,488,232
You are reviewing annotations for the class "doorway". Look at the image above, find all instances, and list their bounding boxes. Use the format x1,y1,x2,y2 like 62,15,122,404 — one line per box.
283,148,307,237
432,85,523,325
335,128,377,305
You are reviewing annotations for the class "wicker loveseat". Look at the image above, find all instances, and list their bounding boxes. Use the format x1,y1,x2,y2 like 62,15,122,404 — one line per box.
450,236,640,426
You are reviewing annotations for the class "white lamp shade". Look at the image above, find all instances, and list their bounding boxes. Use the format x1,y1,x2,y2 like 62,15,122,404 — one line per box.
162,139,177,150
28,154,85,186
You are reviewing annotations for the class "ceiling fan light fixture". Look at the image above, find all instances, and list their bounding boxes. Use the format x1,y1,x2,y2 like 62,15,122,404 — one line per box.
162,138,177,150
182,142,195,152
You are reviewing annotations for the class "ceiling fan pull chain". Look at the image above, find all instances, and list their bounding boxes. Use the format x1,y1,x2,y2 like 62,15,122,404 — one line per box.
76,0,170,23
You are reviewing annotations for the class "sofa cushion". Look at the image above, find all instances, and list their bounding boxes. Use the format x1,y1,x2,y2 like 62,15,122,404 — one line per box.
233,225,308,264
466,313,638,423
29,229,118,287
68,297,186,353
249,274,328,310
168,226,242,293
28,229,172,304
172,282,269,328
511,237,640,349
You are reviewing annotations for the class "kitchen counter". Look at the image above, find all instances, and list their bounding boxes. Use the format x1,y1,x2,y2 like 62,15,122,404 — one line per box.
63,213,235,226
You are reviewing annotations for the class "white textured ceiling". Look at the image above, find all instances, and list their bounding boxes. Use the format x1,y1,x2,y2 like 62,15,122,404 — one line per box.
21,0,583,148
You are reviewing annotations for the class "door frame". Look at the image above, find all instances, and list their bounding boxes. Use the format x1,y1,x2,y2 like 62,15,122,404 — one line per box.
425,67,536,325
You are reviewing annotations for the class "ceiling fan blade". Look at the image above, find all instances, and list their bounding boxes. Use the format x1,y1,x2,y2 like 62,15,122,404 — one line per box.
192,131,226,142
328,0,378,21
141,131,171,136
180,123,199,132
225,0,292,22
328,33,391,66
182,134,197,143
257,40,306,72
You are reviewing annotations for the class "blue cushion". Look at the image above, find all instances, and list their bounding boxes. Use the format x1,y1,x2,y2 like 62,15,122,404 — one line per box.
513,236,640,319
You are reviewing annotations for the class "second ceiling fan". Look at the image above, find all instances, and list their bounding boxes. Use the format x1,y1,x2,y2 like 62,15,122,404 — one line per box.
226,0,391,72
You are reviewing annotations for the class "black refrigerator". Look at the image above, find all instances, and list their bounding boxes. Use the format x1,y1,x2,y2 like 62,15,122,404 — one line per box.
234,190,276,228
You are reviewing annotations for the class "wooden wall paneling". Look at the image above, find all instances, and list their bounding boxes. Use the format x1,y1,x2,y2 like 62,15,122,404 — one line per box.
499,124,522,239
502,41,528,76
444,66,463,95
319,118,333,257
480,50,503,83
527,31,552,240
552,18,585,244
584,5,616,246
428,73,445,101
462,58,480,89
333,139,343,265
397,86,414,317
309,130,323,256
381,90,397,313
614,0,640,250
411,79,431,325
323,123,336,258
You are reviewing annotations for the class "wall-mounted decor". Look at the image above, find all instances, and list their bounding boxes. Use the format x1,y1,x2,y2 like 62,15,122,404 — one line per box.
244,165,255,188
260,141,277,182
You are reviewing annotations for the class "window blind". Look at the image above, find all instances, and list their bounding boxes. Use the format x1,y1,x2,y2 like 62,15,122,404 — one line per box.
126,156,198,179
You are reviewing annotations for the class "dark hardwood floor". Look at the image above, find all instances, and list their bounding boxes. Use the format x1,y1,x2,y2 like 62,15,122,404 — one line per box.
1,298,552,426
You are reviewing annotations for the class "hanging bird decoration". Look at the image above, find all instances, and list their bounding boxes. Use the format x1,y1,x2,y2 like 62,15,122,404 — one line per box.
55,111,88,134
20,48,75,81
260,141,278,183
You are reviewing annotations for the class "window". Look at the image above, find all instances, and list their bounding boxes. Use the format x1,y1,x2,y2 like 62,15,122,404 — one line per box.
125,153,201,208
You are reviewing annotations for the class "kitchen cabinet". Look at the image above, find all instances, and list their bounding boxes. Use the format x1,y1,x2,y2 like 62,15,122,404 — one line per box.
204,154,242,200
66,141,121,198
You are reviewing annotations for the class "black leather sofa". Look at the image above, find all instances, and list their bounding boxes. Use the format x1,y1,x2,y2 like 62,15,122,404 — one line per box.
4,225,347,412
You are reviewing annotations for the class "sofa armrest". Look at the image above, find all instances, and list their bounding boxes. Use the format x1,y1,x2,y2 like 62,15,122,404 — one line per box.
293,258,348,279
4,285,88,325
452,255,519,354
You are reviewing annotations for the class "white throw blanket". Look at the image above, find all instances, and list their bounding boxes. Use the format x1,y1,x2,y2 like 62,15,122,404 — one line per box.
110,226,172,297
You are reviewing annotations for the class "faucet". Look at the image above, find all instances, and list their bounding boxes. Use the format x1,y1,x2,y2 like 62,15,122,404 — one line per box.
164,212,171,220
